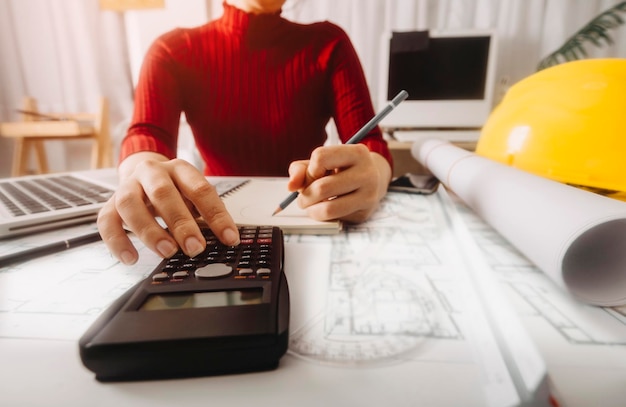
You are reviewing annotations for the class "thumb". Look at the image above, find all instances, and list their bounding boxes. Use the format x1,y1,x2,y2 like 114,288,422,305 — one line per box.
287,160,311,191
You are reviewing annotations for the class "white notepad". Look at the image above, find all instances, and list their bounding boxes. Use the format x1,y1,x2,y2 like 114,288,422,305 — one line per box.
220,179,342,235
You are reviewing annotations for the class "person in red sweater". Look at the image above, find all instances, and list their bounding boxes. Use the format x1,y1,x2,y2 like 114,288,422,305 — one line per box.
98,0,393,265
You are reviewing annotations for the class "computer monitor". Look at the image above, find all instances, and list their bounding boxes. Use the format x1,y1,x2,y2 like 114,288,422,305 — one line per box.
378,30,498,131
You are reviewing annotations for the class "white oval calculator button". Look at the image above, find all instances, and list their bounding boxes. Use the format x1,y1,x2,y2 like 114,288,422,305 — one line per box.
194,263,233,279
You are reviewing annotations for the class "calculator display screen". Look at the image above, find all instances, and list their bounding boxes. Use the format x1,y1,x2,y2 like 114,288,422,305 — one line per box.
139,289,264,311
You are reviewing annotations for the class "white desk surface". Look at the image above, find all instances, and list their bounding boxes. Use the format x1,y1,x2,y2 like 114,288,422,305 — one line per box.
1,177,626,407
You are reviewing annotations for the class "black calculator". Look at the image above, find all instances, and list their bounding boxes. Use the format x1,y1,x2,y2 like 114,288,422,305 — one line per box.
79,225,290,382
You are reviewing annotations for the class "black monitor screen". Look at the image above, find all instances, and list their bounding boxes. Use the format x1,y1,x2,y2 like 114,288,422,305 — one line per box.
388,35,491,101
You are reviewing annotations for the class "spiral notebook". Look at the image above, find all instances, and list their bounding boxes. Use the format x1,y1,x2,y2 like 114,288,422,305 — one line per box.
220,178,342,235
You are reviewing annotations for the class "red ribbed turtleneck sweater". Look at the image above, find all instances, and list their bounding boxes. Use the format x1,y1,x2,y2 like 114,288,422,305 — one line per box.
121,2,392,176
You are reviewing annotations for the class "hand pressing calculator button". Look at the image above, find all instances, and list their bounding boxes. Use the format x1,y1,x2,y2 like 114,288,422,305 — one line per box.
145,226,278,284
79,225,289,382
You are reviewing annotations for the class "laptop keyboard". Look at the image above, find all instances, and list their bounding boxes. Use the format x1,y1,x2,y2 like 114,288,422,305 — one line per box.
0,175,114,217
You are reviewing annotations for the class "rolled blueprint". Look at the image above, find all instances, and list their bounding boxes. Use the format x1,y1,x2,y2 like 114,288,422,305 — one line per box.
412,138,626,307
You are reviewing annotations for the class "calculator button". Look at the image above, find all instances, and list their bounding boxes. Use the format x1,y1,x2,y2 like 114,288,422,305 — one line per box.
257,267,271,276
238,268,254,276
172,271,189,279
238,259,251,268
178,261,198,270
195,263,233,279
152,272,169,282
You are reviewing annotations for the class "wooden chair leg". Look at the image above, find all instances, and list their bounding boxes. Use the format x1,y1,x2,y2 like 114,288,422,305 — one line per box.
90,140,98,169
11,97,49,175
12,138,27,177
33,140,49,174
91,132,113,168
91,139,101,169
92,97,112,168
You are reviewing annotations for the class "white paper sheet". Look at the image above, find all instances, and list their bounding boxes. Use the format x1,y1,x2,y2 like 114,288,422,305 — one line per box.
0,188,549,407
450,192,626,407
412,138,626,306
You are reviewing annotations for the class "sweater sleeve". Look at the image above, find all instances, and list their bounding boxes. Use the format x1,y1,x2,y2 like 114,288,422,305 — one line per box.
325,25,393,170
119,30,186,163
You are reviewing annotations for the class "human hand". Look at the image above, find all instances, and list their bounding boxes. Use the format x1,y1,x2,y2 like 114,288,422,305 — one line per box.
97,153,240,265
287,144,392,224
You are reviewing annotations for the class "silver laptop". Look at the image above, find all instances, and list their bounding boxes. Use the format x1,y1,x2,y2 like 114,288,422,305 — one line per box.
0,168,118,239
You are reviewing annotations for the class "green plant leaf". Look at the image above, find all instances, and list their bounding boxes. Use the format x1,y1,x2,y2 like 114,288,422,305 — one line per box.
537,1,626,70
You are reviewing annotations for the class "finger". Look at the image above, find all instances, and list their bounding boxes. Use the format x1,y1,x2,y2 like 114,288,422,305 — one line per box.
97,198,138,265
299,145,378,213
135,159,212,257
170,163,240,247
114,176,181,259
296,149,356,206
306,189,378,224
307,144,368,177
287,160,310,191
301,145,364,202
298,170,362,216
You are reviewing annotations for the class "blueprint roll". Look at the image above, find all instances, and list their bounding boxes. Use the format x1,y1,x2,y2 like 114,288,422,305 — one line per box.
412,138,626,307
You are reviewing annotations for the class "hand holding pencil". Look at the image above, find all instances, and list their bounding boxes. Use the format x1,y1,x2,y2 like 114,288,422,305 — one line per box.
273,90,408,217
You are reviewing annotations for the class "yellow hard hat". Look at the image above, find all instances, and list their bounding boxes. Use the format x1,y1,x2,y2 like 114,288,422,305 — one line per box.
476,58,626,196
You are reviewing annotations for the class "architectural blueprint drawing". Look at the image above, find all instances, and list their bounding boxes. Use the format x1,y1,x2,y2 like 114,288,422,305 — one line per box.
454,200,626,346
413,138,626,306
0,188,549,406
286,193,458,365
0,234,158,340
283,190,548,406
450,195,626,407
409,138,626,406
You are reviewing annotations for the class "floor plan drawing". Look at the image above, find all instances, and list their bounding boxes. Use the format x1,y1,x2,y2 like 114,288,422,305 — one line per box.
453,201,626,346
0,233,157,340
0,189,549,405
287,192,464,365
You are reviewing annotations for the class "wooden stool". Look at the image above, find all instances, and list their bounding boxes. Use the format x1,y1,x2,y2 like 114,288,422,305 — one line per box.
0,97,113,176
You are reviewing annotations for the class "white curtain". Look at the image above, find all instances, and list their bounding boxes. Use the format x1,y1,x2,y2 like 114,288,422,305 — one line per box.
2,0,625,176
0,0,133,175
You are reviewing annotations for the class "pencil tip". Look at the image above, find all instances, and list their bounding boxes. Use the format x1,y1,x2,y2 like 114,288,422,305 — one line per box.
271,207,282,216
